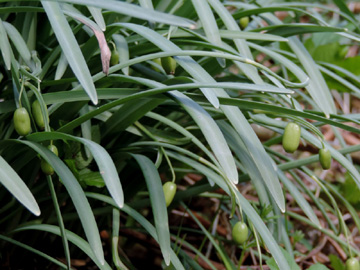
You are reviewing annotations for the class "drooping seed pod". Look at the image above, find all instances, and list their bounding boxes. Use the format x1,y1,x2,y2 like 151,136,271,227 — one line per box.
319,148,332,170
239,16,249,30
346,258,360,270
41,145,58,175
13,107,31,136
32,100,48,130
151,58,162,72
232,221,249,245
162,182,177,207
282,122,301,153
161,56,176,75
110,49,120,66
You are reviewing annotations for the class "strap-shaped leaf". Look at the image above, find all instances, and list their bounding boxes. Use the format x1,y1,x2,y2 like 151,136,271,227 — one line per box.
165,151,291,269
41,1,98,104
0,18,11,70
13,224,111,270
15,140,105,265
191,0,225,67
57,0,195,28
86,193,186,270
0,156,40,216
27,132,124,208
118,23,285,211
131,154,171,265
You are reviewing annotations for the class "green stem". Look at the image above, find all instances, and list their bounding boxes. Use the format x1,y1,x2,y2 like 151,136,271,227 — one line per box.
46,175,71,270
112,208,129,270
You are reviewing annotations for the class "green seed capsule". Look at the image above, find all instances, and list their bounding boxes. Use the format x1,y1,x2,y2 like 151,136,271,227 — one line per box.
232,221,249,245
110,50,120,66
163,182,177,207
319,148,331,170
239,16,249,30
41,145,58,175
346,258,360,270
282,122,301,153
151,58,162,72
13,107,31,136
161,57,176,75
32,100,48,130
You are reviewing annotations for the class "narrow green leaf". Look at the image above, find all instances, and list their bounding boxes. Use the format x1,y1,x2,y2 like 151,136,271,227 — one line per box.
191,0,225,67
3,21,32,68
0,18,11,70
277,170,320,227
220,30,288,42
13,224,111,270
54,52,68,80
131,154,171,265
207,0,263,83
86,193,186,270
57,0,195,28
41,1,98,104
0,156,40,216
88,6,106,31
26,132,124,208
118,23,220,108
112,34,129,75
11,140,105,265
166,151,290,270
0,234,67,269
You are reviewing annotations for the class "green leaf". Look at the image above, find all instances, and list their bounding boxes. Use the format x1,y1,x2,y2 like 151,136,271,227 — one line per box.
191,0,225,67
307,263,330,270
341,171,360,204
329,254,345,270
266,247,300,270
0,18,11,70
131,154,171,266
165,151,290,269
41,1,98,104
58,0,195,28
26,132,124,208
13,224,111,270
3,21,32,68
86,193,186,270
13,140,105,265
0,156,40,216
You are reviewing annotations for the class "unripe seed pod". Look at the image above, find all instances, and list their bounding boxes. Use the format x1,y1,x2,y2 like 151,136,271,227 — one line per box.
232,221,249,245
41,145,58,175
162,182,177,207
32,100,48,130
110,50,120,66
346,258,360,270
161,56,176,75
282,122,301,153
13,107,31,136
239,16,249,30
151,58,162,72
319,148,331,170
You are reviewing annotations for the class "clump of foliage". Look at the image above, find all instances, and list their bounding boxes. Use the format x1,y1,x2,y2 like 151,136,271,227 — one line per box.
0,1,360,269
